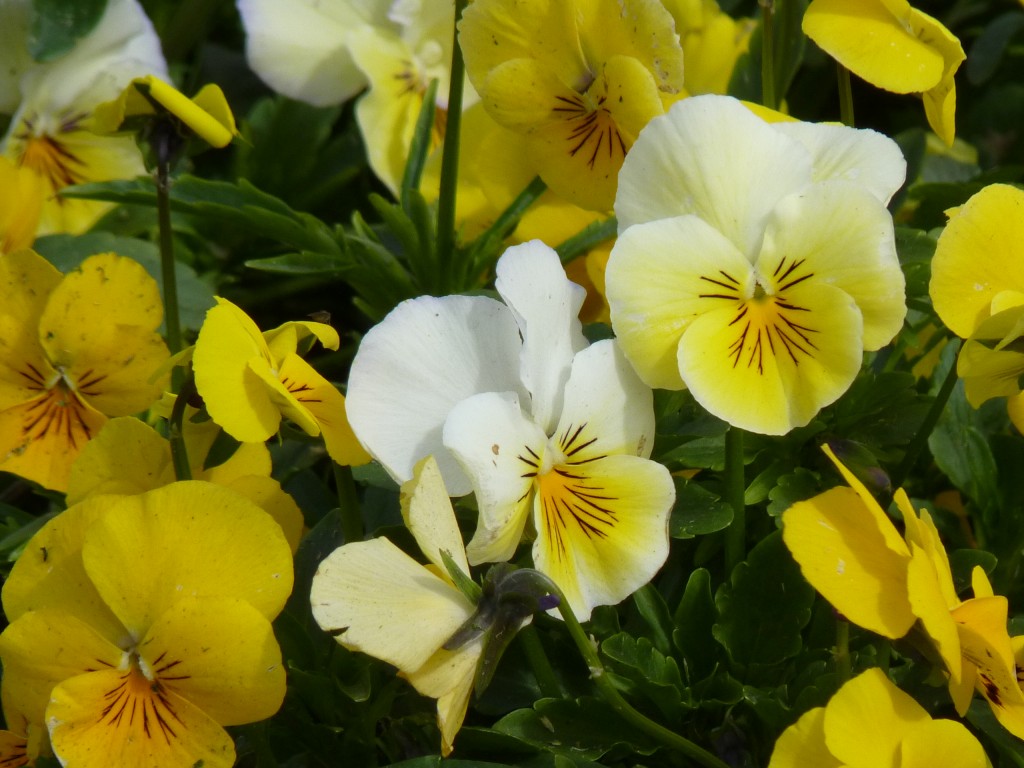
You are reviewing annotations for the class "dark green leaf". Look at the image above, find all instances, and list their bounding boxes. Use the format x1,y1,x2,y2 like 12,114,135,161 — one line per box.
670,477,732,539
929,381,1000,511
948,549,998,596
766,468,819,517
895,227,937,300
967,11,1024,85
713,531,814,665
631,584,674,656
244,252,348,276
29,0,107,61
672,568,720,683
601,633,689,721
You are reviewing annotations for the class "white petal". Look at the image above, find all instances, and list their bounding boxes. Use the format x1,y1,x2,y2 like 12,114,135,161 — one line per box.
238,0,385,106
347,295,526,495
443,391,546,565
0,2,31,114
494,241,587,434
402,456,470,577
773,121,907,204
615,94,812,261
555,340,655,460
310,538,473,673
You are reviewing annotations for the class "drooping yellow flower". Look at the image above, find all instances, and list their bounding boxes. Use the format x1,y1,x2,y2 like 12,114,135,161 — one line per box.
665,0,755,96
66,416,303,551
0,0,168,234
782,445,1024,738
606,95,907,434
802,0,965,146
930,184,1024,430
311,456,482,756
459,0,686,211
0,482,294,768
0,250,169,492
93,75,239,149
769,668,990,768
192,297,369,466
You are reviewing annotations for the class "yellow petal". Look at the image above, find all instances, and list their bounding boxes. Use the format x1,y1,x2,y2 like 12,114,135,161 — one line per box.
136,597,285,726
402,638,483,757
912,7,965,146
930,184,1024,338
767,706,839,768
219,474,304,553
899,496,958,608
189,84,239,147
81,482,293,633
0,159,42,253
47,667,235,768
899,718,989,768
402,456,470,579
783,486,914,638
906,541,961,682
135,76,237,148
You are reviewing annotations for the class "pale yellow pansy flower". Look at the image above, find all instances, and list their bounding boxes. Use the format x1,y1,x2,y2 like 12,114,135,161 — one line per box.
0,250,169,492
192,297,369,467
783,445,1024,739
311,455,482,756
0,482,293,768
802,0,965,146
769,668,991,768
458,0,686,212
347,241,675,620
93,75,239,149
606,95,907,435
0,0,168,235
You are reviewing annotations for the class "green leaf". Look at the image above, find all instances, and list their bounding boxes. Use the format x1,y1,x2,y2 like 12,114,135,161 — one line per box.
33,233,215,331
713,531,815,666
928,380,1000,512
631,584,674,656
29,0,107,61
670,477,732,539
895,227,937,300
601,633,689,721
948,549,998,596
967,11,1024,86
766,468,820,517
672,568,720,683
244,251,348,276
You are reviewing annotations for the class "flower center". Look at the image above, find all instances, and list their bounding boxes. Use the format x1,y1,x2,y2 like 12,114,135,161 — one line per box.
98,651,188,744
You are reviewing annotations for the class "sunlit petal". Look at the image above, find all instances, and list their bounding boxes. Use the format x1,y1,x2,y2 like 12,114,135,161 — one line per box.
402,456,470,578
403,638,483,757
899,719,990,768
767,707,839,768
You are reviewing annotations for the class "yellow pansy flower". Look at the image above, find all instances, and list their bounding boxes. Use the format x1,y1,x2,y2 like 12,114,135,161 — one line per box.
665,0,755,96
802,0,965,145
312,456,484,756
769,668,990,768
0,157,42,253
783,445,1024,739
0,0,168,235
930,184,1024,430
606,95,907,434
66,416,303,551
0,482,293,768
458,0,686,212
0,250,169,492
192,297,369,466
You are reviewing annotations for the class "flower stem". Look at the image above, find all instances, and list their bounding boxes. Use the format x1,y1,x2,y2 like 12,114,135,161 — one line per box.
155,129,183,360
724,427,746,573
168,372,193,481
837,62,855,126
435,0,469,293
759,0,777,110
546,578,731,768
333,463,363,544
890,338,962,490
518,625,562,699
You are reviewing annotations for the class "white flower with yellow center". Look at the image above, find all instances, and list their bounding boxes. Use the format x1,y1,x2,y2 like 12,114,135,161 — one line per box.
606,95,908,435
347,241,674,619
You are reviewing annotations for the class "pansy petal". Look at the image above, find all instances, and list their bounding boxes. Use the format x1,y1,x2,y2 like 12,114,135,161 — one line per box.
533,453,673,621
615,94,812,260
758,180,905,351
606,214,755,390
906,541,961,681
930,184,1024,338
220,475,304,554
310,537,474,673
444,391,546,565
960,335,1024,407
263,319,340,361
403,638,484,757
820,444,907,554
772,121,906,204
782,486,914,638
914,7,964,147
899,719,989,768
137,597,285,726
494,241,587,433
802,0,943,94
0,250,60,407
65,417,173,504
899,496,958,608
823,667,929,767
767,707,839,768
82,482,293,633
677,280,864,434
402,456,470,578
554,340,655,459
347,295,526,495
47,668,235,768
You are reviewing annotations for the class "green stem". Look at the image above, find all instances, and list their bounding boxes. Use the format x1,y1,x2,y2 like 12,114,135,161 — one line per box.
759,0,777,110
724,427,746,573
333,463,363,544
466,176,547,284
549,579,731,768
434,0,469,293
156,138,182,359
836,62,855,127
890,338,962,490
168,373,193,481
518,625,562,699
835,618,851,684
